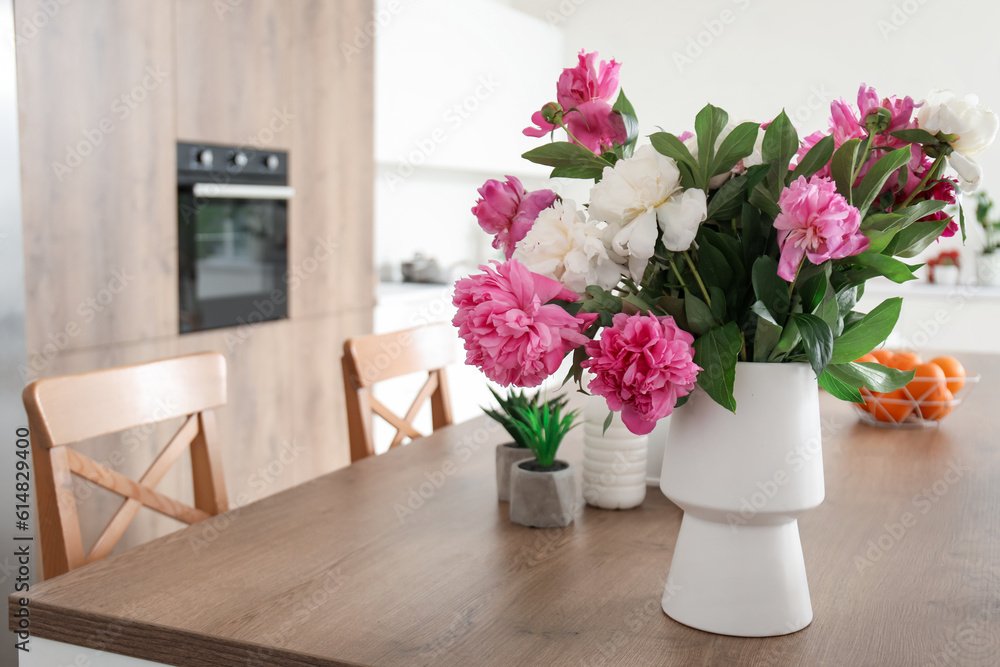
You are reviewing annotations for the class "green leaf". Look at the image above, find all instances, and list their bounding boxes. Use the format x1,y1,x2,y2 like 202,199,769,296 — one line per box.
815,290,842,336
550,165,606,180
864,200,946,232
830,138,861,200
761,110,798,165
712,121,760,177
826,361,913,393
696,242,733,290
613,89,639,157
845,252,918,284
693,322,742,412
709,286,727,322
790,135,834,181
853,147,911,216
749,183,781,219
602,410,614,435
960,201,967,242
791,313,833,377
893,217,951,258
685,292,715,336
751,256,789,321
818,368,865,403
770,317,800,360
864,227,899,255
582,285,623,314
799,268,829,312
522,142,613,170
694,104,729,185
649,132,698,173
889,128,941,146
836,284,860,317
762,111,798,197
753,311,782,362
861,212,905,233
706,172,748,220
829,297,902,364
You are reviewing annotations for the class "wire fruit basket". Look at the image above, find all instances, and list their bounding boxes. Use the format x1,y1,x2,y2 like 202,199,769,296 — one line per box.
851,373,980,428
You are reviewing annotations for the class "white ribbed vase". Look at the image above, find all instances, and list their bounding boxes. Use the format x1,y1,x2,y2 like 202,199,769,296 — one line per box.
581,395,647,510
660,362,825,637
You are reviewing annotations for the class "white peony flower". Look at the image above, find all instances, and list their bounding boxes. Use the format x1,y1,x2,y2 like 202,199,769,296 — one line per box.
917,90,998,193
949,152,984,193
588,145,708,282
917,90,999,156
513,199,622,294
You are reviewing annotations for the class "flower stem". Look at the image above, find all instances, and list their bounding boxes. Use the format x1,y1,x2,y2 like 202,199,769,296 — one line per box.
667,256,688,290
898,153,946,209
851,133,874,189
557,113,604,159
787,258,804,298
682,250,712,308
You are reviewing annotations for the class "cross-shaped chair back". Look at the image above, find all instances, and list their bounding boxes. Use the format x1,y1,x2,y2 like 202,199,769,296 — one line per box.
22,352,229,579
341,323,455,462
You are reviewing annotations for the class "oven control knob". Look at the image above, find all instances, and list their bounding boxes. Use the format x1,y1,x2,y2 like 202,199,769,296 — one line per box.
232,151,249,167
196,149,213,167
265,154,280,171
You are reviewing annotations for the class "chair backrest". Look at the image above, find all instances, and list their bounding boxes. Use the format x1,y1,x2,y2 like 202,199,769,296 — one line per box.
341,323,455,462
22,352,229,580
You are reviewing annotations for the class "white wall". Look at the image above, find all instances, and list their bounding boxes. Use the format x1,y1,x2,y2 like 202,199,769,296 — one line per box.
374,0,563,277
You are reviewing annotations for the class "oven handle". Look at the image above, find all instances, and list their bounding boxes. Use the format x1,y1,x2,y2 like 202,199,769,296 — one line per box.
191,183,295,200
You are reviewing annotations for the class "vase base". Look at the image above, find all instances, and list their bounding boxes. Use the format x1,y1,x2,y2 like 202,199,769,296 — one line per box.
662,513,813,637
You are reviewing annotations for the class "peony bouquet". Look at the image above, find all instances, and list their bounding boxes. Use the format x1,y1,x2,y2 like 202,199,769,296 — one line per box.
453,49,998,435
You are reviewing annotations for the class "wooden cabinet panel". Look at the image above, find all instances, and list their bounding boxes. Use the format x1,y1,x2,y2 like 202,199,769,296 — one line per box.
16,0,177,356
290,0,375,318
175,0,294,147
290,311,371,482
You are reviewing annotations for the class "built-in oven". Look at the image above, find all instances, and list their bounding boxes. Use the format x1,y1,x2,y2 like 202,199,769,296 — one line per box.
177,142,292,333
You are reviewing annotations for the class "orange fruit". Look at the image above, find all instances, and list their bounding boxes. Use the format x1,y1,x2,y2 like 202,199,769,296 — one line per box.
888,351,922,372
873,389,914,423
855,353,878,364
905,362,946,402
871,349,895,365
929,356,966,394
917,385,954,421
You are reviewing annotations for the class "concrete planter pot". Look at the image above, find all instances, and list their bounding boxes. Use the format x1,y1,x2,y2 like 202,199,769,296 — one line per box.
509,460,576,528
495,442,532,502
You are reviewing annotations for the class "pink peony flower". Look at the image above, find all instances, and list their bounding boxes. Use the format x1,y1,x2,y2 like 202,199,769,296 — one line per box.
795,84,920,181
774,176,870,281
452,260,597,388
522,50,628,154
581,313,700,435
556,50,621,110
472,176,557,259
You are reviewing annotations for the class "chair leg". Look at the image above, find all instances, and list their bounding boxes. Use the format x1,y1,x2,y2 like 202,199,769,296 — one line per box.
343,355,376,462
431,368,454,430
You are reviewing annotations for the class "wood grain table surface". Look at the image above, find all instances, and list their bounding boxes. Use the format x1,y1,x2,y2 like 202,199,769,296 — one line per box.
9,353,1000,666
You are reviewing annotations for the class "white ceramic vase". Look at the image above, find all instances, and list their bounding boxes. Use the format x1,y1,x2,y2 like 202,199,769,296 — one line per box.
659,362,825,637
581,396,647,510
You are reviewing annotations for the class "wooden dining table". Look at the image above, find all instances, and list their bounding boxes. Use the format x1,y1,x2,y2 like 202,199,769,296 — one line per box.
9,353,1000,666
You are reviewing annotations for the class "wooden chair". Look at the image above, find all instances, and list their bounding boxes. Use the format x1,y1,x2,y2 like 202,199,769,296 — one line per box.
22,352,229,580
341,323,455,462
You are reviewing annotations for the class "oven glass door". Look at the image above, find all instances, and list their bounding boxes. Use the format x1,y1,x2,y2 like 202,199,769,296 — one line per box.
179,190,288,333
